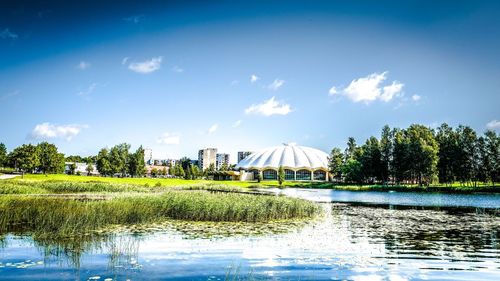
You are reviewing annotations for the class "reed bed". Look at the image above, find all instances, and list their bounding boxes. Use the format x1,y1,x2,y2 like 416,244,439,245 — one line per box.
0,180,155,194
0,190,320,236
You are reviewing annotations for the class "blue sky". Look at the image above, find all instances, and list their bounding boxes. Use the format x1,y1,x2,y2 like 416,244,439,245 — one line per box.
1,0,499,162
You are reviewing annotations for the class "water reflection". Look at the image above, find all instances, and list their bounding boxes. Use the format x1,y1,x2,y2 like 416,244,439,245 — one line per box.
0,202,499,280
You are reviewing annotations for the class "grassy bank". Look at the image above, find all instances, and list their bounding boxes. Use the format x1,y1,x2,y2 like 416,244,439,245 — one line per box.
5,173,498,193
0,181,320,236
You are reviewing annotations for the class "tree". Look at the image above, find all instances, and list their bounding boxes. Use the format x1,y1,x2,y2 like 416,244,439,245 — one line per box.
436,123,459,185
219,162,229,171
482,130,499,184
109,143,130,177
86,162,94,176
406,124,439,186
278,165,285,187
342,159,363,184
359,136,382,183
380,125,393,184
190,164,201,179
128,146,146,177
151,167,158,177
0,143,7,168
8,144,39,178
328,147,343,181
256,172,262,183
68,163,77,175
344,137,358,161
455,125,478,185
184,164,192,180
179,157,192,171
96,148,112,176
37,142,65,174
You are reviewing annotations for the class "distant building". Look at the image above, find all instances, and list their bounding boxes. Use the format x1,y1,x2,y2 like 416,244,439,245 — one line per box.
64,162,99,176
166,159,178,167
237,151,253,163
216,153,230,170
198,148,217,170
144,148,153,165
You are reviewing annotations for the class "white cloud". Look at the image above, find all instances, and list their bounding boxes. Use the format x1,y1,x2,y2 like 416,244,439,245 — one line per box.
328,86,337,96
380,81,404,102
77,83,97,98
250,74,259,83
230,80,240,86
245,96,292,116
0,28,18,39
121,57,130,65
330,72,404,103
77,61,91,70
267,79,285,91
172,65,184,73
128,56,162,74
411,94,421,102
207,123,219,134
232,120,242,128
30,123,88,141
157,132,180,145
486,120,500,130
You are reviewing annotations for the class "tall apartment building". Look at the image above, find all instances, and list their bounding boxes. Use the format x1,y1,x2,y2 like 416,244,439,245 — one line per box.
237,151,253,163
144,148,153,165
216,153,230,170
198,148,217,171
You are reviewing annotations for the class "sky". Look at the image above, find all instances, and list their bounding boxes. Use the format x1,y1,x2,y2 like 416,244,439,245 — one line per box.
1,0,499,162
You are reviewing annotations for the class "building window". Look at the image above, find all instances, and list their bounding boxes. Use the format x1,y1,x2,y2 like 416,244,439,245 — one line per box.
296,169,311,181
284,169,295,181
263,169,277,180
314,170,326,181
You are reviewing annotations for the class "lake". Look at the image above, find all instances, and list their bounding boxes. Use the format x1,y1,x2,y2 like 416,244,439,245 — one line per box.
1,189,499,281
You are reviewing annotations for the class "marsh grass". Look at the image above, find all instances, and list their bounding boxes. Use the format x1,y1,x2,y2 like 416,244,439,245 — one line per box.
0,190,320,237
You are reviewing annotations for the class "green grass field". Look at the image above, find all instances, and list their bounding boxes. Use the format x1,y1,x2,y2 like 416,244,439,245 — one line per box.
5,173,499,193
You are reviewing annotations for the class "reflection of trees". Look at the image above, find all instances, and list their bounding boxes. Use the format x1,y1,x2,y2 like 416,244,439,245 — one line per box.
0,231,140,270
332,204,500,256
0,219,309,271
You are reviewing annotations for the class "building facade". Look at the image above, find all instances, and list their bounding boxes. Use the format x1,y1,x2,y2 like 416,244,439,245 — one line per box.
198,148,217,171
144,148,153,165
216,153,230,170
236,144,330,181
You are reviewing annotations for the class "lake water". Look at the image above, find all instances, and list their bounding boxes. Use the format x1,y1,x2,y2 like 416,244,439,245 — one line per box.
1,189,499,281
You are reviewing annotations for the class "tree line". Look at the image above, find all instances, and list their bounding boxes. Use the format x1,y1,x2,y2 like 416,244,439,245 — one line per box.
95,143,146,177
0,142,65,176
328,123,499,186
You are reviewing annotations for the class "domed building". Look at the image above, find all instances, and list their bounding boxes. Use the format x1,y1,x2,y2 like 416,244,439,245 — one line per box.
236,143,330,181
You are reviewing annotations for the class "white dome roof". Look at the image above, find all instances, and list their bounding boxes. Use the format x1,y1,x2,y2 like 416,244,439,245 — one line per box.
236,144,329,170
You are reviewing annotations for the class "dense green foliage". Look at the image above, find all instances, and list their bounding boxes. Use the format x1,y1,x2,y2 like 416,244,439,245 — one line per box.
278,166,285,186
95,143,146,177
329,123,499,186
0,143,7,168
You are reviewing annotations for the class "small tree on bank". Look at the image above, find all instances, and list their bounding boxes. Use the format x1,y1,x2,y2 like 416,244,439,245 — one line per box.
278,165,285,187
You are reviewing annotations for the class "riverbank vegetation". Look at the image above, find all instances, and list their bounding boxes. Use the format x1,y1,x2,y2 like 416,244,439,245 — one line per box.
0,180,320,237
328,123,499,187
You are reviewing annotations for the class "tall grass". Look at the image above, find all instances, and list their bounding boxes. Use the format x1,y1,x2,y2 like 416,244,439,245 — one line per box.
0,190,320,236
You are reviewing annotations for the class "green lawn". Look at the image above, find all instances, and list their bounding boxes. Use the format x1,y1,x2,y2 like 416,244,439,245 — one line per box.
8,174,499,193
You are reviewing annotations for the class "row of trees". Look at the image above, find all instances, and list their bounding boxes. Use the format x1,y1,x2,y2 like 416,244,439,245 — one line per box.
0,142,65,176
95,143,146,177
328,124,499,186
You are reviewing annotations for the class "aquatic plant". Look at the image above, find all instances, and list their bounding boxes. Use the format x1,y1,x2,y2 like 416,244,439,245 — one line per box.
0,190,320,237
